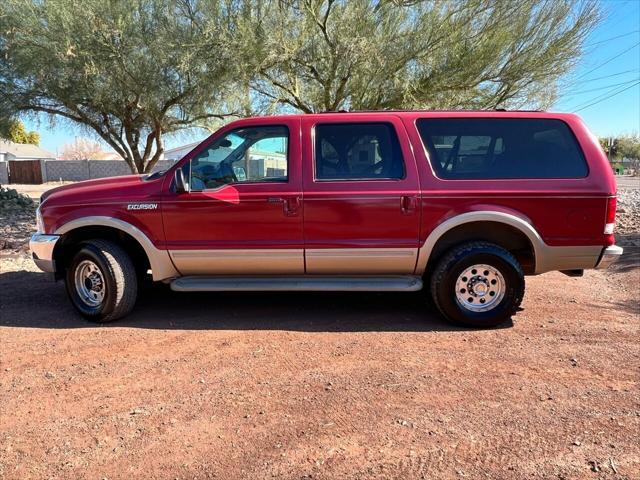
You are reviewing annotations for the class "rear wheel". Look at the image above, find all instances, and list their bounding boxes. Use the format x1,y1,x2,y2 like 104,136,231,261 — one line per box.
430,242,524,328
65,240,138,322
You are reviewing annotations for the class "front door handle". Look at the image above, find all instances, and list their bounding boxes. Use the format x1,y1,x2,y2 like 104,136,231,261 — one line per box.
283,196,301,217
269,196,300,216
400,195,416,215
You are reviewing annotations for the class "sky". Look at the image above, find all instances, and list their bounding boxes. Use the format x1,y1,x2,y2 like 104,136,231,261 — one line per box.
552,0,640,138
23,0,640,156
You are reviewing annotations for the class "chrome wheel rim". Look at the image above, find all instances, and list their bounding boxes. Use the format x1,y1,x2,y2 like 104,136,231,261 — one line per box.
455,264,505,312
74,260,106,308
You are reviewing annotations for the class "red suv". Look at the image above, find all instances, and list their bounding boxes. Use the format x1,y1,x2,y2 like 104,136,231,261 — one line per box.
30,111,622,327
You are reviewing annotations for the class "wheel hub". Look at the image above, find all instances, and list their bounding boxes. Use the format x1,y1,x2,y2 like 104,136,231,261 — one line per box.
74,260,106,308
470,278,489,296
455,264,506,312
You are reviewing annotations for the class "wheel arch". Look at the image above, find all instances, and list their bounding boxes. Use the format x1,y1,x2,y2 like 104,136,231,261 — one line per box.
54,217,178,281
417,211,544,276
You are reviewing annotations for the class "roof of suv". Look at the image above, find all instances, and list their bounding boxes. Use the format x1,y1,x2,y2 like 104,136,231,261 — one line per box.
243,110,581,123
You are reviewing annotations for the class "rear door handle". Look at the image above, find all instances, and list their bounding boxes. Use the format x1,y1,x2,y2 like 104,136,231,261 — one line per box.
400,195,416,215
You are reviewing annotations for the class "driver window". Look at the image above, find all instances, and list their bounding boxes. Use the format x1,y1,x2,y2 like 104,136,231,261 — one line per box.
189,125,289,190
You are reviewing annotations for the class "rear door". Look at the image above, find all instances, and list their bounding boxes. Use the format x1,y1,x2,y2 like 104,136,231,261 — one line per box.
301,115,421,274
162,117,304,274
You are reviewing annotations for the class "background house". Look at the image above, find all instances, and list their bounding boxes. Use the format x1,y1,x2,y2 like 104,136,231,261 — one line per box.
0,140,55,184
0,139,55,162
164,140,287,180
163,141,202,161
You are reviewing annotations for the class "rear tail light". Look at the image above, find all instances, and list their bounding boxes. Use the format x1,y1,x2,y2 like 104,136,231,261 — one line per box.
604,196,616,245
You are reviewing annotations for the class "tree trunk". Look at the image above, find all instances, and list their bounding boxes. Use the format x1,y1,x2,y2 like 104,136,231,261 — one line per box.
123,154,145,175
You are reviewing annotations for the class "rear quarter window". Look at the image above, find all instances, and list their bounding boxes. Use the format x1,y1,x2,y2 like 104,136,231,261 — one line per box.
416,118,588,179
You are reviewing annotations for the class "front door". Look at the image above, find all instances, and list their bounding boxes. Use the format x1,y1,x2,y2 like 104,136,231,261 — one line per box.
162,118,304,274
301,115,422,274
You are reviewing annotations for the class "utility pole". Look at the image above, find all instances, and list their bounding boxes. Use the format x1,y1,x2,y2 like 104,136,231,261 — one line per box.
607,137,614,173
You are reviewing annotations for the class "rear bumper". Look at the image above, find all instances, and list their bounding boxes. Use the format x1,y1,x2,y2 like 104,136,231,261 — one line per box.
29,234,60,273
595,245,624,269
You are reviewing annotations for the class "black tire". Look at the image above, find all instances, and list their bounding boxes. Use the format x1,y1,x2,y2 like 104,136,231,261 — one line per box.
429,241,524,328
65,239,138,322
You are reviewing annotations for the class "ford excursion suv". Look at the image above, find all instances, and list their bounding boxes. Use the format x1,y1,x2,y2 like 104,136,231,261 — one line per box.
30,111,623,327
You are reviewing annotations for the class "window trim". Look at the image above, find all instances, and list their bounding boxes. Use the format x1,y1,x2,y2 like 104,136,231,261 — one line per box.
312,122,407,182
414,117,590,181
187,124,290,192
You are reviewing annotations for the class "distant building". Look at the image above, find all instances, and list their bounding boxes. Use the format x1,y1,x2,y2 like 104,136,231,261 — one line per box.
88,151,124,161
163,142,287,179
163,141,202,161
0,139,55,162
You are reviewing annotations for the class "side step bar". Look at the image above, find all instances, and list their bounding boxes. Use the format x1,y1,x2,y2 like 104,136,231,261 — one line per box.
170,275,423,292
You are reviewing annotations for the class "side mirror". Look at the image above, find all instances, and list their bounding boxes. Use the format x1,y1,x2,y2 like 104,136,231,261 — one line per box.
175,168,189,193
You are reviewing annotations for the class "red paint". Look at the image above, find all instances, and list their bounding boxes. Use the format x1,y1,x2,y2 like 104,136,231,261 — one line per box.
300,114,421,250
39,111,618,267
161,116,304,250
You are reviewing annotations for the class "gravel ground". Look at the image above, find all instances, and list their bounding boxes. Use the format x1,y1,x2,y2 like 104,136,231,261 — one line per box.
0,206,36,252
617,188,640,246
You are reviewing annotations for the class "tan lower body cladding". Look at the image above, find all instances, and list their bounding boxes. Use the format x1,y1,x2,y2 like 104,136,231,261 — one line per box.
169,248,418,275
305,248,417,274
168,244,604,276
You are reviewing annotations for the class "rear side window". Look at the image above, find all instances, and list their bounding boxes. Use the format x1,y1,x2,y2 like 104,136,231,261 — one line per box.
416,118,588,179
315,123,405,180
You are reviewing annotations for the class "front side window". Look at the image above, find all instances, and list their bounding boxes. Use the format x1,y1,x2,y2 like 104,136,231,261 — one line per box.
315,123,405,180
188,125,288,190
417,118,588,179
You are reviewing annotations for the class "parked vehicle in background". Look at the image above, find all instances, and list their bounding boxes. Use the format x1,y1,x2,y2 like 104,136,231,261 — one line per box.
30,111,622,327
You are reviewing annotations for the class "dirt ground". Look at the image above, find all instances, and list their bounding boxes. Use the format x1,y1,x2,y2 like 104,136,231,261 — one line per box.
0,254,638,479
1,182,639,479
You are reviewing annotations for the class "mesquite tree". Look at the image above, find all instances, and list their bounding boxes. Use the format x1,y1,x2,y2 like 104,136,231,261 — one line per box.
1,0,600,174
248,0,600,112
0,0,246,173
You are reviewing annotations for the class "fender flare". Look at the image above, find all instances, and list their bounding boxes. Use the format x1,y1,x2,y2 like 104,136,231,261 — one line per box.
55,216,179,281
415,211,545,274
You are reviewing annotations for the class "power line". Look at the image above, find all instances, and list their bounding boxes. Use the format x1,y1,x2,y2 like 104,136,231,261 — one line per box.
573,81,640,112
570,81,637,111
564,78,640,96
575,42,640,80
576,69,640,84
568,79,636,111
583,30,639,48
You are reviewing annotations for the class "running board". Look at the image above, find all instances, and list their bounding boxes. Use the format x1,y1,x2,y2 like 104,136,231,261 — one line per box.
170,275,423,292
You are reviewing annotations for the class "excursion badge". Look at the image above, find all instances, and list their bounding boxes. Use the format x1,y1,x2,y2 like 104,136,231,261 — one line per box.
127,203,158,211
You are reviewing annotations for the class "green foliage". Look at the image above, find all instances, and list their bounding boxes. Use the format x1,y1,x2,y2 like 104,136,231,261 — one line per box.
616,135,640,161
249,0,600,112
0,119,40,145
599,135,640,161
0,0,244,173
1,0,600,173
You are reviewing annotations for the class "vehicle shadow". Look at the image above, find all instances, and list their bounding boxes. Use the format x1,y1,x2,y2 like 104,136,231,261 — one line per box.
0,270,513,332
609,245,640,273
586,299,639,316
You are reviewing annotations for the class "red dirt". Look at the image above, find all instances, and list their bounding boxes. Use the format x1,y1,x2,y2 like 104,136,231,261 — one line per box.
0,252,638,479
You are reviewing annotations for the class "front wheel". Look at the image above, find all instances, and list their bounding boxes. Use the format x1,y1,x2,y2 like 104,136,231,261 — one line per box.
65,240,138,322
429,242,525,328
